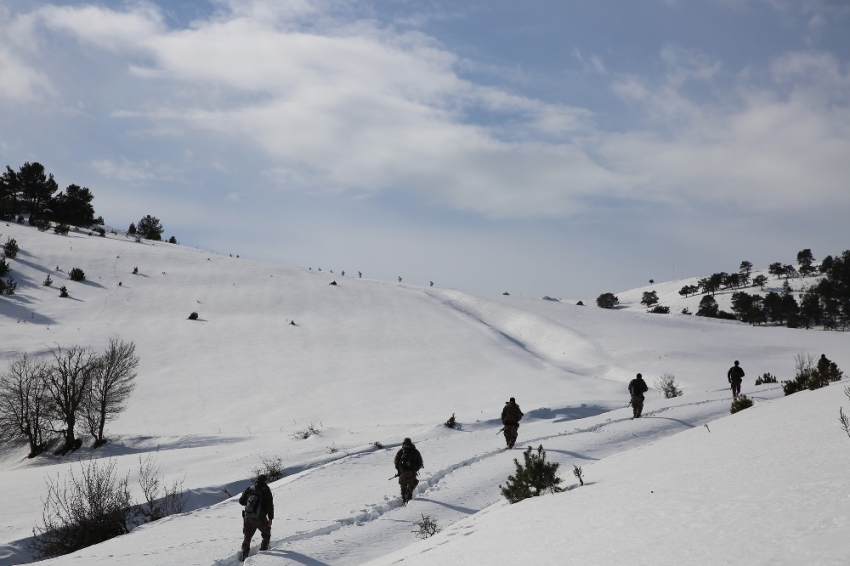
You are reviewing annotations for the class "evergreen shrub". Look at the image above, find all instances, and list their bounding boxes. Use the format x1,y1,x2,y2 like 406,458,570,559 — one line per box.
755,372,777,385
730,395,753,414
444,413,457,429
69,268,85,282
3,237,18,258
596,293,619,309
500,445,563,503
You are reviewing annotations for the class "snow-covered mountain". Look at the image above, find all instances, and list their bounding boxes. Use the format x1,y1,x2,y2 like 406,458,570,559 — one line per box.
1,220,847,565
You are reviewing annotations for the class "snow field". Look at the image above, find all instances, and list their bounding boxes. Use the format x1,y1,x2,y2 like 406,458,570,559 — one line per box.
367,380,850,566
1,221,848,565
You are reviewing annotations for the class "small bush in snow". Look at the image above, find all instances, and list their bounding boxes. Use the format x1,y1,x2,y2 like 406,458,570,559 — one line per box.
33,218,50,232
0,257,8,277
59,285,69,298
782,352,841,394
730,395,753,414
290,422,321,440
136,454,185,522
132,267,138,274
68,267,85,282
681,307,692,315
168,236,177,244
251,456,285,483
648,305,670,314
0,276,16,295
655,373,683,398
43,274,53,286
30,458,134,559
755,372,778,385
3,237,18,258
500,445,563,504
54,223,70,235
596,293,619,309
573,464,584,486
373,441,384,449
412,514,441,539
444,413,457,429
188,312,198,320
30,456,184,559
326,443,340,454
839,407,850,439
576,300,584,306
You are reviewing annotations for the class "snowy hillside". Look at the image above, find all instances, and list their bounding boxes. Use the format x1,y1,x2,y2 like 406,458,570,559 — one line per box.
614,267,824,315
1,220,848,565
367,379,850,566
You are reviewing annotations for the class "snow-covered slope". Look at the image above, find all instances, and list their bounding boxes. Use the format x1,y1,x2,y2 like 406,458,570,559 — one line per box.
366,378,850,566
614,268,822,315
1,221,847,565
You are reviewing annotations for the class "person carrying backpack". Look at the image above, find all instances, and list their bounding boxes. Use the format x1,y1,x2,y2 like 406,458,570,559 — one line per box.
394,438,423,504
727,360,745,399
628,373,648,419
238,474,274,562
501,398,524,449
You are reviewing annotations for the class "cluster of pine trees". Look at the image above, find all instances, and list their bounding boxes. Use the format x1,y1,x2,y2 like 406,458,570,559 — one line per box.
681,249,850,330
0,162,102,227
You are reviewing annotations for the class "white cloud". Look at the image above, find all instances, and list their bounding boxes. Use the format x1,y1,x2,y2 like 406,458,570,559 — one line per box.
0,45,53,102
91,158,157,184
5,1,850,219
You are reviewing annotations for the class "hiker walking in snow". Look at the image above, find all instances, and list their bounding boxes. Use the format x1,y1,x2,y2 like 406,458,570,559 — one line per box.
394,438,423,504
501,398,524,449
727,360,745,399
239,474,274,561
628,373,648,419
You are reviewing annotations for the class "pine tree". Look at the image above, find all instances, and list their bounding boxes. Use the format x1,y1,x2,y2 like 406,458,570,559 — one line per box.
499,445,563,503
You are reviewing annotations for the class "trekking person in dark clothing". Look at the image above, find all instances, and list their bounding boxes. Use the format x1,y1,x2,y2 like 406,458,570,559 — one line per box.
394,438,423,504
628,373,648,418
728,360,745,398
239,474,274,562
501,398,524,448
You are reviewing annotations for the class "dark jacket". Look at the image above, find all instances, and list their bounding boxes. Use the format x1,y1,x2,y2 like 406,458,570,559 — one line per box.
239,481,274,521
628,377,648,397
728,365,745,381
501,402,524,426
394,444,423,472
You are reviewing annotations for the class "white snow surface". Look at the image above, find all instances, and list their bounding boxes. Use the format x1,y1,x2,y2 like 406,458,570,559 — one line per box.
0,222,848,565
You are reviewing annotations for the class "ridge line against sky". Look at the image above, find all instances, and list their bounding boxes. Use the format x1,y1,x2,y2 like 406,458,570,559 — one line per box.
1,0,848,298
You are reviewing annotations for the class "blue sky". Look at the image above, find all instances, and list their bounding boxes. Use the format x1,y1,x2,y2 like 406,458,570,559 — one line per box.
1,0,848,299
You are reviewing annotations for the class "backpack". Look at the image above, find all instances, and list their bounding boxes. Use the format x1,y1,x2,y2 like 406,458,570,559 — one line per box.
399,447,418,471
243,485,263,519
629,379,646,396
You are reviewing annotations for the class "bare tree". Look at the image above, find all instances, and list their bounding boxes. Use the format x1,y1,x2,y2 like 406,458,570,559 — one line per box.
137,454,185,522
0,354,52,457
45,346,97,454
84,338,138,448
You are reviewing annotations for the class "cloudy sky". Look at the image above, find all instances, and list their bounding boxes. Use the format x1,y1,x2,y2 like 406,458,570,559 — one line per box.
1,0,848,299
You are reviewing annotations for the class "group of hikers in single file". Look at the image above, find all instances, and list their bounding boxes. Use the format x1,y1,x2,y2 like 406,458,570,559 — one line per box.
238,361,744,560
